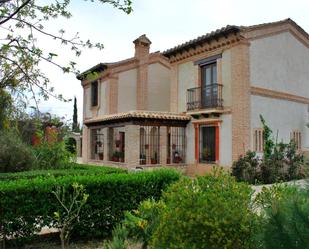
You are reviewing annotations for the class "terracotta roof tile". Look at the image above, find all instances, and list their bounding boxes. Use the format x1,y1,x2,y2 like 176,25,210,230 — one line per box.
84,110,191,124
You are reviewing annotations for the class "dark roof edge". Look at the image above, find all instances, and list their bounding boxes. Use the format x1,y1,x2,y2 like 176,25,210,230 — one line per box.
163,25,241,58
76,63,107,80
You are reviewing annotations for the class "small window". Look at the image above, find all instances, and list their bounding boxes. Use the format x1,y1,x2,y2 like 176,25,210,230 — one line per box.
253,128,264,152
91,81,98,107
291,130,301,150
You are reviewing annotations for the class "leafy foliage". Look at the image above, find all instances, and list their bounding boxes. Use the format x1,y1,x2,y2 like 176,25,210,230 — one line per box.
0,0,132,105
53,183,89,249
232,116,305,184
260,115,274,160
0,169,180,243
33,130,75,169
150,169,257,249
255,185,309,249
232,151,260,184
0,130,36,172
0,163,127,181
106,198,165,249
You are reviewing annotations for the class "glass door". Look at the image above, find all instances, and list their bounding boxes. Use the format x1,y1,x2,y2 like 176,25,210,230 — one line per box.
200,63,217,108
199,126,216,162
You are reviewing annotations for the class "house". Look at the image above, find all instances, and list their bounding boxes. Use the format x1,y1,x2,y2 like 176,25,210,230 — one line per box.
78,18,309,174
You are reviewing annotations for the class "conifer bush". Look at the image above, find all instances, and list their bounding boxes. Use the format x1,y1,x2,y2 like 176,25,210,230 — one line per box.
0,130,36,173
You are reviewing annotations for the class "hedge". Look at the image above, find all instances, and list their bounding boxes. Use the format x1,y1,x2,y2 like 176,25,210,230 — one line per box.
0,164,127,181
0,169,180,242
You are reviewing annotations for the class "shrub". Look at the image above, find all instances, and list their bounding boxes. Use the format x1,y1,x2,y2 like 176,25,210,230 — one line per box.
232,151,259,184
0,164,127,181
232,116,305,184
34,139,75,169
0,169,180,242
0,130,36,173
150,169,258,249
255,185,309,249
106,198,165,249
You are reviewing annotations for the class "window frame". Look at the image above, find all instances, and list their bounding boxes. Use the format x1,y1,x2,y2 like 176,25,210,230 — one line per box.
253,128,264,153
91,81,98,107
290,130,301,150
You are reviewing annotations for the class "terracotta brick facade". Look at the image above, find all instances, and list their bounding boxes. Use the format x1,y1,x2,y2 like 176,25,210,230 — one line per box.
230,41,251,161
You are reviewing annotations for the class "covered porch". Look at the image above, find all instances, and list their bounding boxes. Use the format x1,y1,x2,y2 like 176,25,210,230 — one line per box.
82,111,190,168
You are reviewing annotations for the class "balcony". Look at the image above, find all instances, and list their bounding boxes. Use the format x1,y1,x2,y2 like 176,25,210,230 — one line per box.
187,84,223,111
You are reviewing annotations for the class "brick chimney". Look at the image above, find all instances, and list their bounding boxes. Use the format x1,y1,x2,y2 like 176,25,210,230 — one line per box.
133,34,151,60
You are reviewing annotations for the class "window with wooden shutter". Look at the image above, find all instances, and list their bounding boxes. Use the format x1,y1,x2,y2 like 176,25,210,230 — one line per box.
253,128,264,152
291,130,301,150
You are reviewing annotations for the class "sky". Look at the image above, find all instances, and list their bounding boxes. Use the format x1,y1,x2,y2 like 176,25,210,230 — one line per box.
36,0,309,125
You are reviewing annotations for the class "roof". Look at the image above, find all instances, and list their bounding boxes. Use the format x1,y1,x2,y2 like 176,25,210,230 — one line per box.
163,25,241,57
133,34,152,45
76,63,107,80
241,18,309,38
84,110,191,124
163,18,309,58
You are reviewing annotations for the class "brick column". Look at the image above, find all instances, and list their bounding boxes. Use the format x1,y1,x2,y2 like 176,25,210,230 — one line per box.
136,64,148,110
109,77,118,114
103,128,109,161
82,125,90,163
160,126,167,165
125,125,140,167
170,65,178,112
230,41,251,161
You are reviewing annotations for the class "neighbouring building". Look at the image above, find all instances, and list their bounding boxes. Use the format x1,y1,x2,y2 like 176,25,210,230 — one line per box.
78,19,309,174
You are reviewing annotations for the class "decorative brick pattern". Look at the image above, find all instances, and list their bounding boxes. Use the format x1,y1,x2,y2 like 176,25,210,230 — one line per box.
109,77,119,113
230,41,251,161
170,66,178,112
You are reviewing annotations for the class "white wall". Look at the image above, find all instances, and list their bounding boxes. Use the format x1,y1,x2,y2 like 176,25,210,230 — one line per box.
84,87,92,119
221,50,232,107
250,31,309,98
147,63,170,111
220,114,232,166
185,122,195,164
177,61,196,113
251,95,308,150
98,80,108,116
118,69,137,112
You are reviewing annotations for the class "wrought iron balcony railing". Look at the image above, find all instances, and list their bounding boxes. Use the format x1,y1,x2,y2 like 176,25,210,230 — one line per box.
187,84,223,111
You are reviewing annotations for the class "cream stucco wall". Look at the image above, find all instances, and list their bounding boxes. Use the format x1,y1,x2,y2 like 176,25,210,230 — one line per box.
176,51,233,113
84,87,92,119
177,61,197,113
250,31,309,98
251,95,308,150
118,69,137,112
147,63,170,111
221,51,232,107
98,80,109,116
220,114,233,166
185,122,195,164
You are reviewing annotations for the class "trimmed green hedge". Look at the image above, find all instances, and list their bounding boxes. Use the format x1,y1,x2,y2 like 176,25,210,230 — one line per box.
0,169,180,241
0,164,127,181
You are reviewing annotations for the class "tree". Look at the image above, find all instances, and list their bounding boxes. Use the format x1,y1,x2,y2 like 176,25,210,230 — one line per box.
0,0,132,107
53,183,89,249
72,96,78,132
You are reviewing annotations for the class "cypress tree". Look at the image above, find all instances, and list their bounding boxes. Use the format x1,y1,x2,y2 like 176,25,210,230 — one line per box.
72,97,78,132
